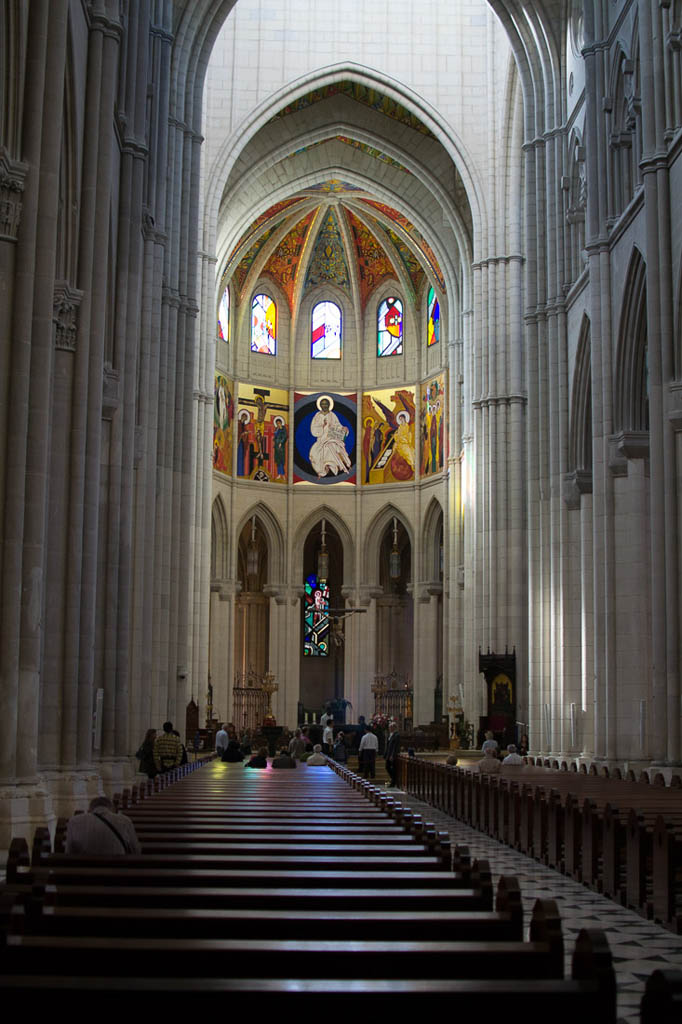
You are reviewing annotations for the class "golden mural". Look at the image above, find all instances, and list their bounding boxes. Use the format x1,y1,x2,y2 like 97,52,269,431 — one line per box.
361,387,416,485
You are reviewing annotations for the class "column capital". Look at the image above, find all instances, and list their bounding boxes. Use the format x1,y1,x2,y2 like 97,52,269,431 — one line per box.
53,281,84,353
0,147,29,242
562,469,593,508
343,584,382,607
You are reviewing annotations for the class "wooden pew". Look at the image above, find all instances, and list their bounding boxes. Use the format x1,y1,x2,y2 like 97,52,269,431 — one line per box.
0,926,615,1022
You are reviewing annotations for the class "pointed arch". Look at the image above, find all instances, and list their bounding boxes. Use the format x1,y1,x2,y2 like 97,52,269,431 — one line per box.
211,495,229,581
569,314,592,474
235,502,286,584
363,504,414,587
422,497,444,582
614,248,648,433
292,505,354,587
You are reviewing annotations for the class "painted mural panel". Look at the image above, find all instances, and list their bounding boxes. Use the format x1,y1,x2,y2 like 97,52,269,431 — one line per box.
293,392,357,484
236,384,289,483
213,374,234,476
419,372,447,477
361,386,416,485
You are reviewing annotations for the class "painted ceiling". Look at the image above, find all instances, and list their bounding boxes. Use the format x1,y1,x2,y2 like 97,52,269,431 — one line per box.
268,80,436,139
223,199,444,311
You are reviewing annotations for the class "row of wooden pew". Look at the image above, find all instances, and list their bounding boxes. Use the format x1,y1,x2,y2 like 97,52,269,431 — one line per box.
0,757,677,1020
398,756,682,933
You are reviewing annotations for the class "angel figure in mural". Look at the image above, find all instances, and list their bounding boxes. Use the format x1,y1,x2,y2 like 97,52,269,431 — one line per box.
309,395,351,478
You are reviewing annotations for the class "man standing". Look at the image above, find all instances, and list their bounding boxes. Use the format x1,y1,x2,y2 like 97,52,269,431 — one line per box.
384,721,401,788
215,723,229,757
322,718,334,754
154,721,183,773
359,727,379,779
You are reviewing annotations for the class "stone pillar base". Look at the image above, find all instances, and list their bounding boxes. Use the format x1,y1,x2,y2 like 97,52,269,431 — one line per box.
0,781,56,867
42,769,102,820
97,756,137,795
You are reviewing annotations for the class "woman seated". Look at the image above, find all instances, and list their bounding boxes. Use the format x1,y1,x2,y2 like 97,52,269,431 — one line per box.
272,747,296,769
244,745,269,768
221,739,244,762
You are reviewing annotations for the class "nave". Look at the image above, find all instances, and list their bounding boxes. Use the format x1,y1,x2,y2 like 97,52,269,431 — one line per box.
2,756,682,1020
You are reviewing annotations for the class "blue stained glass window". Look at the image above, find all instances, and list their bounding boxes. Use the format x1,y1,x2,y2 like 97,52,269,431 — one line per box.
311,301,341,359
304,573,330,656
251,293,277,355
218,284,230,342
377,296,403,356
427,287,440,347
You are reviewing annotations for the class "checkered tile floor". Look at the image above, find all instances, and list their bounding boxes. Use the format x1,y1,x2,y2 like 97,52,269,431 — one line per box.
386,787,682,1024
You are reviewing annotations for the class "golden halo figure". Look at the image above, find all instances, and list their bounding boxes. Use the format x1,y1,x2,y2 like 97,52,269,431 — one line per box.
316,394,334,412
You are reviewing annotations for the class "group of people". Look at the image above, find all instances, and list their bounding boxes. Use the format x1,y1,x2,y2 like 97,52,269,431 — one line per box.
210,716,401,784
476,731,527,774
136,721,187,779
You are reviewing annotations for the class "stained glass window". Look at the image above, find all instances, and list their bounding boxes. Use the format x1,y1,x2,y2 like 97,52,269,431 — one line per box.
427,287,440,347
251,293,277,355
311,301,341,359
377,296,403,356
218,284,230,342
304,573,330,656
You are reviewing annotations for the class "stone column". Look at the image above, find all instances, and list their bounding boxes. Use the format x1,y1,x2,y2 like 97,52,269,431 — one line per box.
639,0,679,764
0,0,68,848
584,0,616,761
414,584,442,728
209,580,239,725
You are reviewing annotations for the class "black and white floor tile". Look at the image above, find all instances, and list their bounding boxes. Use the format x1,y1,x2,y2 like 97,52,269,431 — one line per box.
387,788,682,1024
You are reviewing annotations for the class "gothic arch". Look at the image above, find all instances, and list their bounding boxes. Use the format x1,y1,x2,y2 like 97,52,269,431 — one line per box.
422,497,444,582
211,495,229,581
292,505,354,588
363,504,414,588
569,315,592,474
564,128,586,287
234,502,286,584
607,40,641,221
203,60,486,252
614,248,648,433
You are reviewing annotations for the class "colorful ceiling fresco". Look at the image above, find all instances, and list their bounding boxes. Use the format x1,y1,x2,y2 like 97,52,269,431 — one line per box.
232,220,287,296
292,136,410,175
360,199,445,291
382,224,426,297
261,211,316,311
224,202,440,311
304,208,350,291
227,198,304,267
306,180,363,193
346,209,397,309
269,81,436,139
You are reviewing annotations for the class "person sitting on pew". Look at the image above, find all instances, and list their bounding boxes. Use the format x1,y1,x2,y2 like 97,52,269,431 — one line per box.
305,743,328,766
66,797,141,855
476,747,502,774
272,747,296,769
502,743,524,765
221,739,245,762
244,746,269,768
